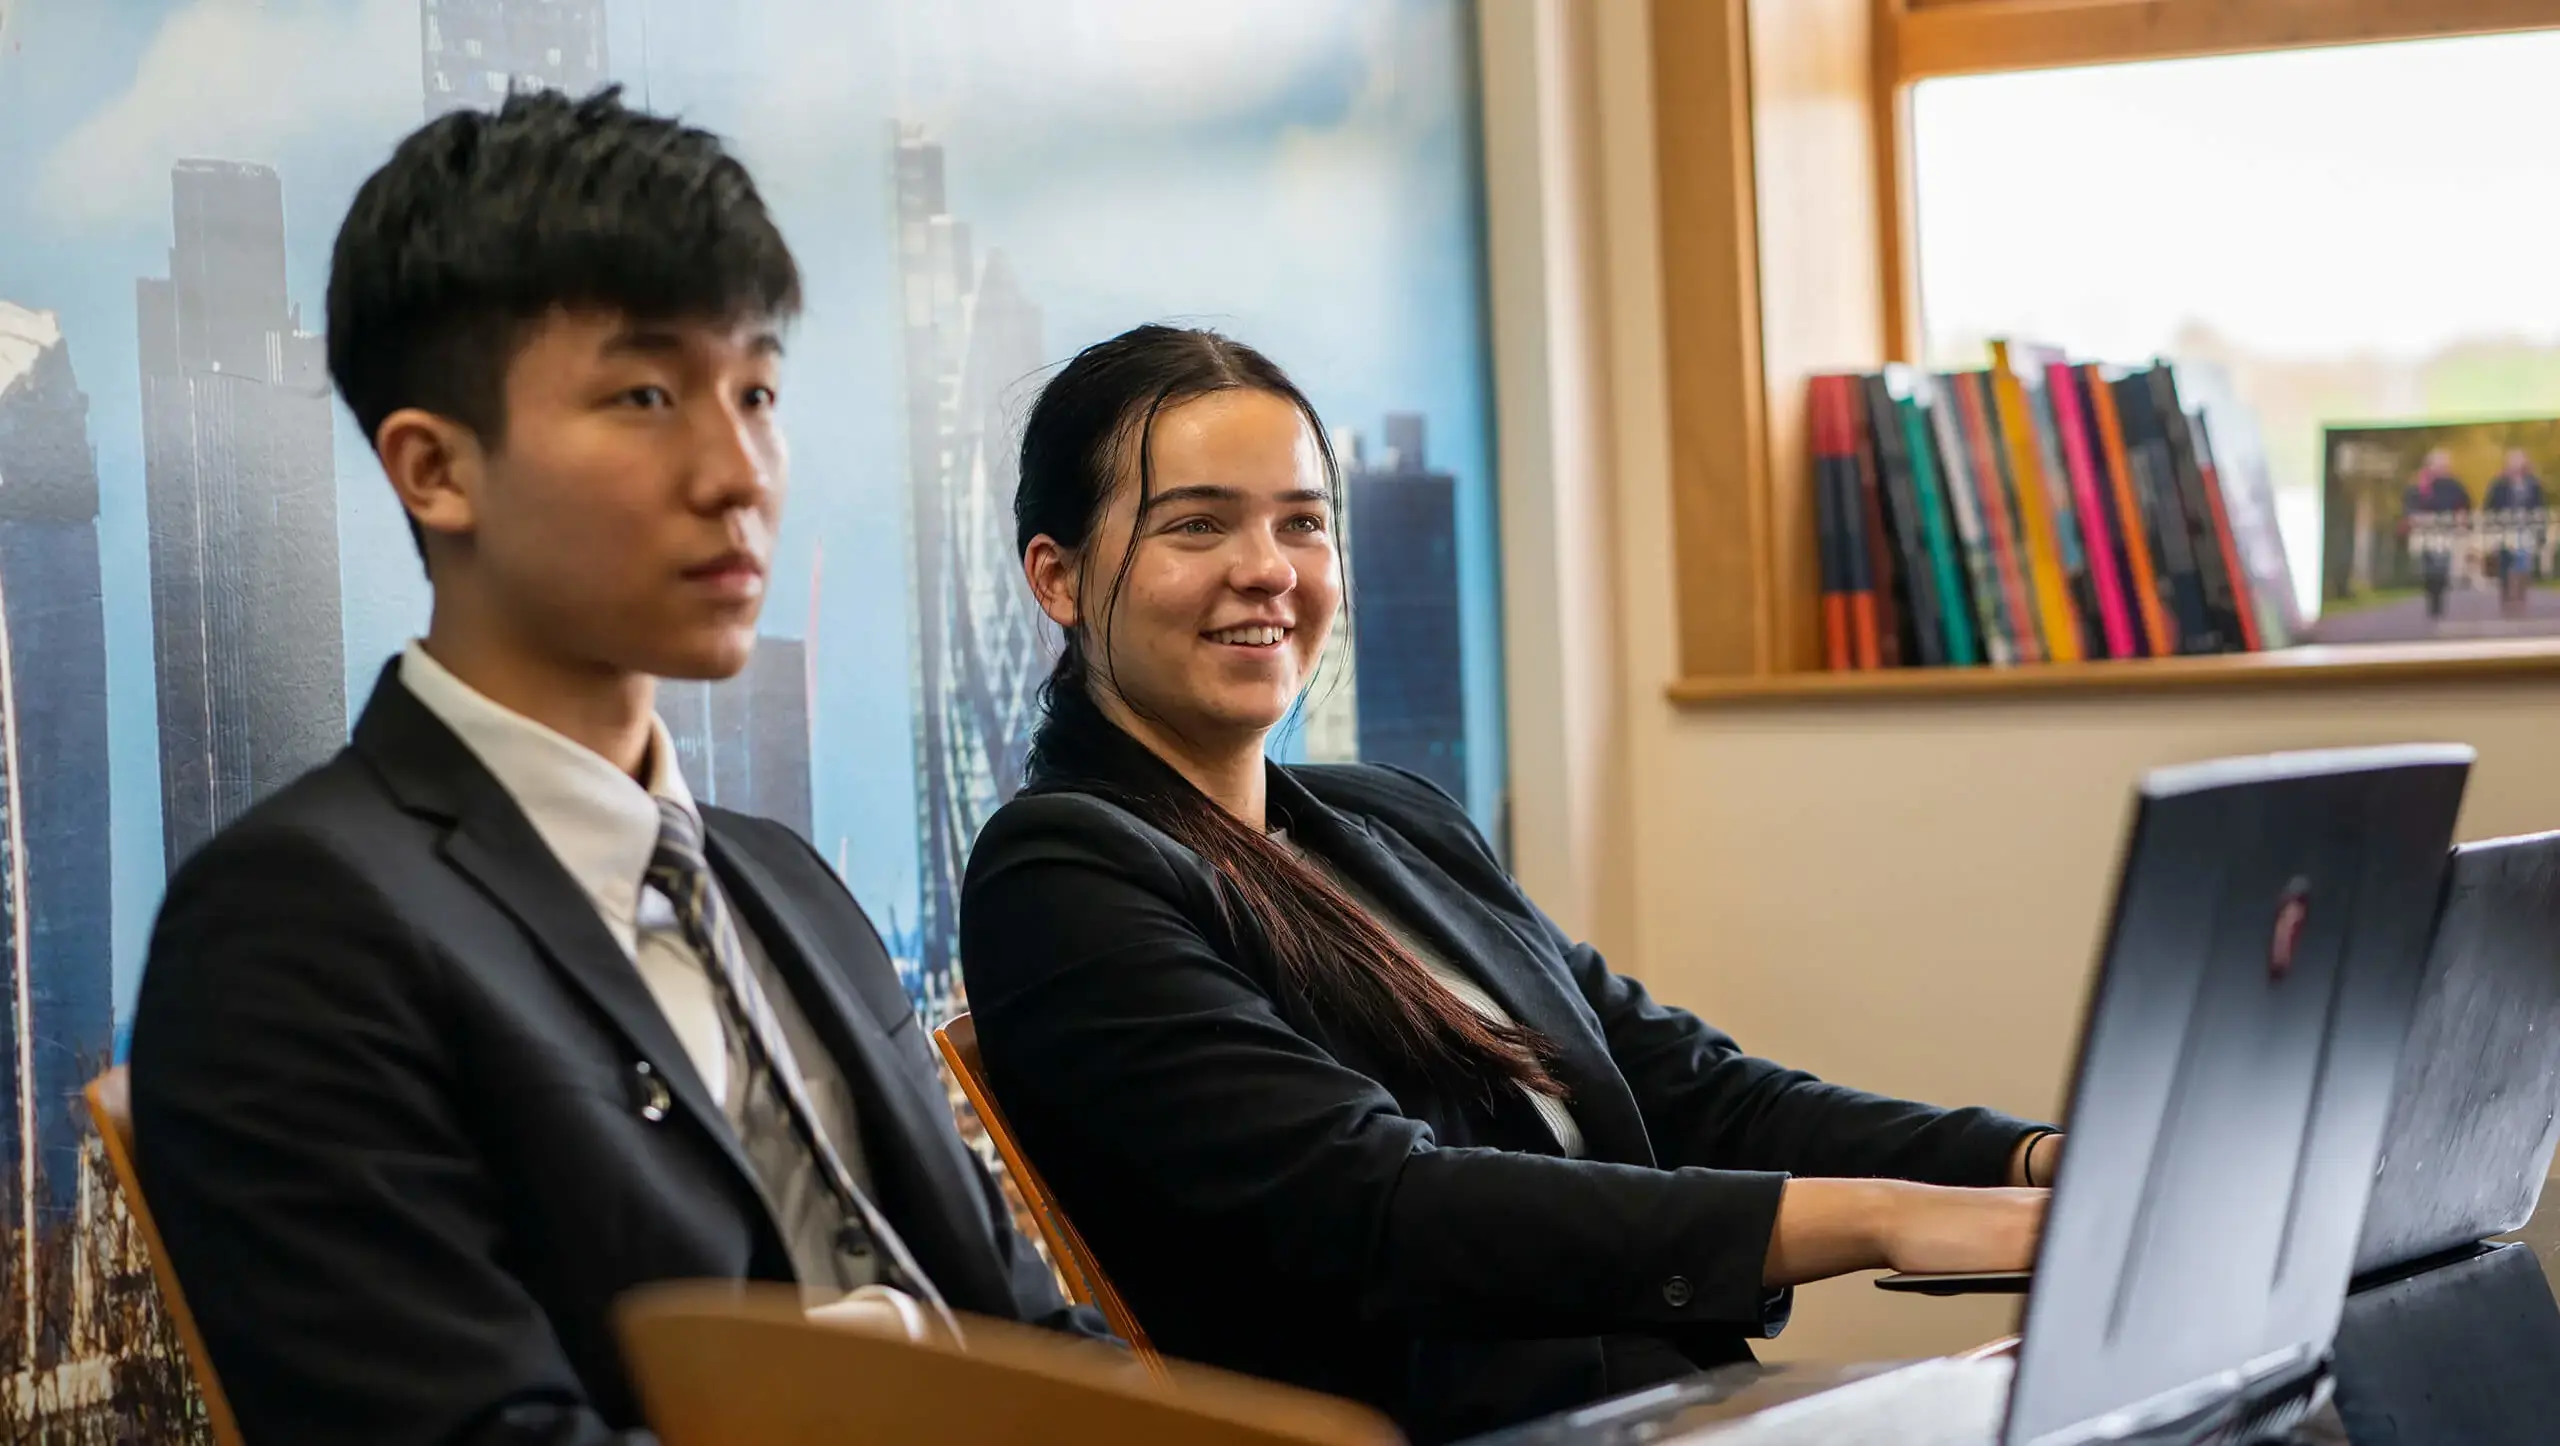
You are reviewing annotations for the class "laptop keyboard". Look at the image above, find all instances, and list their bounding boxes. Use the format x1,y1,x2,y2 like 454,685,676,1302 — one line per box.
1665,1359,2010,1446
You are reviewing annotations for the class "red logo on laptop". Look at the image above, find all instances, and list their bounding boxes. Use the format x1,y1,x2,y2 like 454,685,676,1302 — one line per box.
2270,878,2312,981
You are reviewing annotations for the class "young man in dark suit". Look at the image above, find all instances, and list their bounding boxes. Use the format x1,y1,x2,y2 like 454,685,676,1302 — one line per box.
128,88,1101,1446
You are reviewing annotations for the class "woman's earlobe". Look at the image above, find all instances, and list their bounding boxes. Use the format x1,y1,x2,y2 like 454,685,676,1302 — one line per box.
1023,535,1083,629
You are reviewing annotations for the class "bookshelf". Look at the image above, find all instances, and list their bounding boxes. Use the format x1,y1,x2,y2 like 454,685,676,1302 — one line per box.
1654,0,2560,705
1669,637,2560,705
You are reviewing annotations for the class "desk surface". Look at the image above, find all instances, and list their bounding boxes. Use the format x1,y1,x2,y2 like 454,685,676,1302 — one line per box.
1464,1358,2351,1445
2492,1168,2560,1285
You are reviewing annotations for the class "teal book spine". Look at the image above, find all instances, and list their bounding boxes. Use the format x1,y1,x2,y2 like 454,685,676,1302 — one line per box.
1895,383,1982,666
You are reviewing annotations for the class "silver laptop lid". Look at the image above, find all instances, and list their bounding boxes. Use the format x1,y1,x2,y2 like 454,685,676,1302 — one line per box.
2353,831,2560,1278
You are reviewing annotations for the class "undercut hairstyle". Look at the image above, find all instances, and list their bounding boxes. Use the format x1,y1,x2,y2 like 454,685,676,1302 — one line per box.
324,85,801,558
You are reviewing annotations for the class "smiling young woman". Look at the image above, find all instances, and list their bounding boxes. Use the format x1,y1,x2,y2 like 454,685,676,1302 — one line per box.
957,323,2062,1443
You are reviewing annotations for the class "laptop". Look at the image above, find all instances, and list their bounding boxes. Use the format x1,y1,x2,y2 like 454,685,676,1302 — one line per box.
2328,831,2560,1446
1466,744,2472,1446
2351,830,2560,1280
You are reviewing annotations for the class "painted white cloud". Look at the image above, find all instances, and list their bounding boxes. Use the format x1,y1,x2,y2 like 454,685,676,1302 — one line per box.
727,0,1376,170
36,0,415,230
1267,6,1464,286
896,0,1368,125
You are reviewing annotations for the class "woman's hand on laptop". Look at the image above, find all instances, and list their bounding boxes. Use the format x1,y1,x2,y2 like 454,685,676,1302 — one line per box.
1765,1179,2048,1287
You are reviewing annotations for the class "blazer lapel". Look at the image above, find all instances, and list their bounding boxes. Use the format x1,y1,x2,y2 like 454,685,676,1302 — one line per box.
703,828,997,1259
352,666,762,1197
1272,771,1656,1163
441,826,735,1131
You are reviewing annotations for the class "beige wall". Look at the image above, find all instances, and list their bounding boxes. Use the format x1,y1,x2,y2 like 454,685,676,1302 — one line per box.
1484,0,2560,1363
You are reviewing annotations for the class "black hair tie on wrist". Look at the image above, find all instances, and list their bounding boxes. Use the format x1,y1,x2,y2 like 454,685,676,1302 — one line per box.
2023,1130,2057,1188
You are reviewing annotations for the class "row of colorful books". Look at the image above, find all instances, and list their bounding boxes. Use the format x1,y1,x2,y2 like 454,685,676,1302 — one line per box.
1809,343,2301,671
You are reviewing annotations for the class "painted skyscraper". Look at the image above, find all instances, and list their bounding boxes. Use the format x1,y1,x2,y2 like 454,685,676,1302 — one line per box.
894,126,1055,998
1345,413,1466,799
421,0,609,118
1296,425,1364,765
661,639,815,843
0,301,116,1358
137,161,346,876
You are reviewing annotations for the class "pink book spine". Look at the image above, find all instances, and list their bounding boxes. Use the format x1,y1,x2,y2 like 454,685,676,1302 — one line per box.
2045,361,2136,659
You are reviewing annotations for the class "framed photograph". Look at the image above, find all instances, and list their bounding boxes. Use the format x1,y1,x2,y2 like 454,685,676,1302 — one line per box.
2317,416,2560,642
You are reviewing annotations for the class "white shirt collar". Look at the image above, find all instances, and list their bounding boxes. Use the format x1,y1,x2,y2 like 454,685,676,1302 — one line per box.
398,640,697,950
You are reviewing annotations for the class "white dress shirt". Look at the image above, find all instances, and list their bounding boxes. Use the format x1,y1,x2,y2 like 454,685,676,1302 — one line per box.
398,643,884,1295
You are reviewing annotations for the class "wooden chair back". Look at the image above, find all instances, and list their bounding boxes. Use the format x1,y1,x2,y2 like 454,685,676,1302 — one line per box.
617,1281,1399,1446
83,1066,247,1446
933,1012,1160,1372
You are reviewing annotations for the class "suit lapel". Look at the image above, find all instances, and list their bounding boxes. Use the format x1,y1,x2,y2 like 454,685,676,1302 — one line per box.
1273,772,1656,1164
353,665,764,1199
703,827,996,1259
438,824,735,1126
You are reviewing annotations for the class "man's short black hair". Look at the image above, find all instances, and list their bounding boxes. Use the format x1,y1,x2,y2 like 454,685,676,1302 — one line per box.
325,85,801,555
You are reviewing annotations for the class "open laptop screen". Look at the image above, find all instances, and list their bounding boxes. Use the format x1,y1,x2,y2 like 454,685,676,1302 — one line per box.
2006,747,2468,1446
2353,831,2560,1280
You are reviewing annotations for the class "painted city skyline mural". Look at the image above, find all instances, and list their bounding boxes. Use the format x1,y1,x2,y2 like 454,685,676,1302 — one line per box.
2,0,1498,1421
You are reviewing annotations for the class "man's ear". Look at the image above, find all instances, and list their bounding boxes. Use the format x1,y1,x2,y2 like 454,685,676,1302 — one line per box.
1023,535,1080,630
376,408,485,549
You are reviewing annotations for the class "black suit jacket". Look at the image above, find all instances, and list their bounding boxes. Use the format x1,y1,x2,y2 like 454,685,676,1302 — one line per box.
130,665,1099,1445
960,724,2042,1443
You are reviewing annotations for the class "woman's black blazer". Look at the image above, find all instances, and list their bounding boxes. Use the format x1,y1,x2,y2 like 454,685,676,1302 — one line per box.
959,737,2041,1442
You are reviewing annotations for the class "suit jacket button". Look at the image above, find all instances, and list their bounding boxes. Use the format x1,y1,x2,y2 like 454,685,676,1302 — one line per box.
635,1061,671,1122
1662,1276,1694,1308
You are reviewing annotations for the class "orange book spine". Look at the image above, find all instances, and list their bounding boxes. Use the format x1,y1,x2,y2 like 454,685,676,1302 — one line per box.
2084,367,2175,658
1850,597,1879,669
1988,341,2085,663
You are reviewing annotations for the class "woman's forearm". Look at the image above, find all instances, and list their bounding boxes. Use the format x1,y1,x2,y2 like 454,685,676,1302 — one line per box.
1763,1178,1893,1287
1764,1177,2049,1288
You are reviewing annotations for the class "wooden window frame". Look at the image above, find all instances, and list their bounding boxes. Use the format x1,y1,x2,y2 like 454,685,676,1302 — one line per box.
1657,0,2560,702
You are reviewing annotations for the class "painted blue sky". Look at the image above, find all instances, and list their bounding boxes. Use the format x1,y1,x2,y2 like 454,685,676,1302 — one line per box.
0,0,1503,1022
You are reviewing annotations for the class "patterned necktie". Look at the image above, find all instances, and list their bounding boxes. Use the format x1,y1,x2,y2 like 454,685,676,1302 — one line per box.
645,799,963,1342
